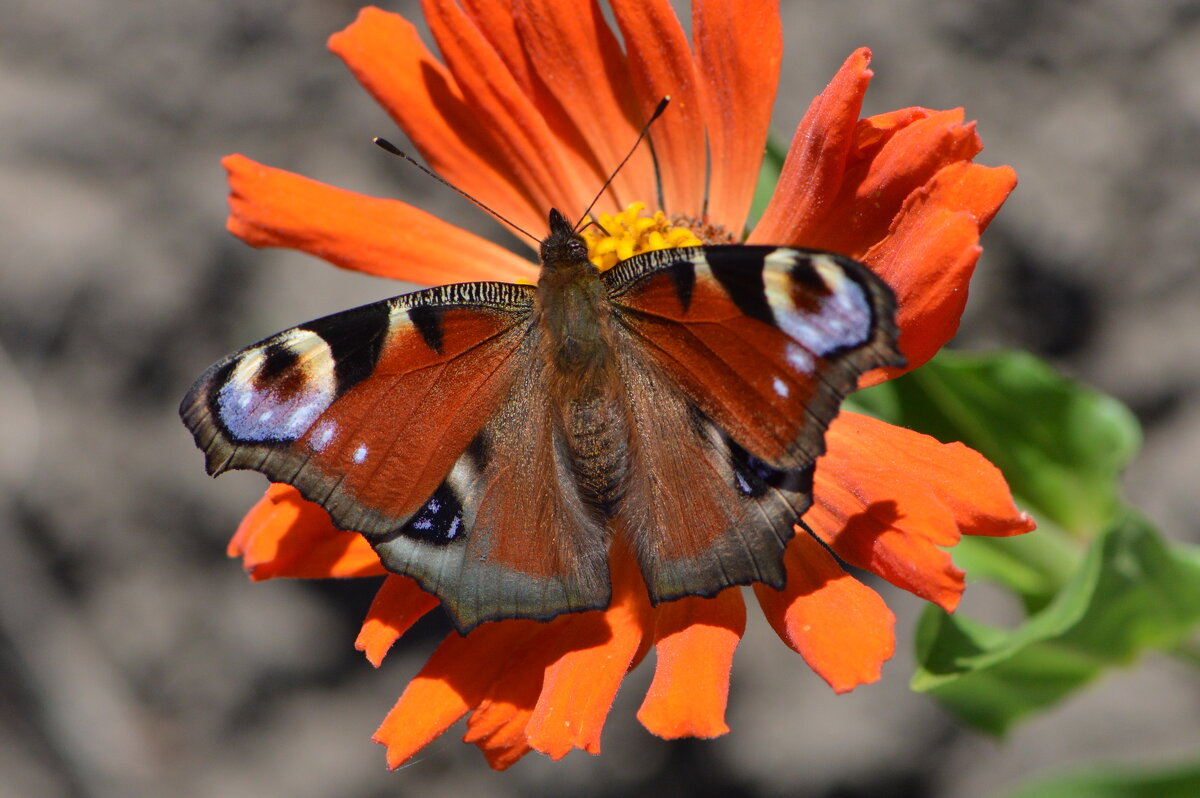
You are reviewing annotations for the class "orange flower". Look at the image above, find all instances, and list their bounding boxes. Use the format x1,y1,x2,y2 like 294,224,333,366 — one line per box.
221,1,1034,770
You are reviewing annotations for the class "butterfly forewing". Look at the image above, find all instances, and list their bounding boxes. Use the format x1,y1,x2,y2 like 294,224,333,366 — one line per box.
180,282,537,538
604,246,903,471
603,245,902,604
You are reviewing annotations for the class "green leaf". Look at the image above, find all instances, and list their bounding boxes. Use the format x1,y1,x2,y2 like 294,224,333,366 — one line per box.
850,350,1141,537
995,760,1200,798
745,137,787,233
912,514,1200,734
946,530,1080,613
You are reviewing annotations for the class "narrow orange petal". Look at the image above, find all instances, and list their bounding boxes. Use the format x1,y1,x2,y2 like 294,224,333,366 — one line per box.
693,0,782,234
524,548,651,759
464,615,601,770
859,161,1018,383
422,0,591,217
228,484,385,580
610,0,708,219
754,533,895,693
637,589,745,739
460,0,534,95
801,109,984,257
514,0,656,212
355,575,440,667
328,7,542,235
224,155,537,285
749,48,872,245
374,620,544,769
809,413,1033,612
465,699,535,770
464,672,538,771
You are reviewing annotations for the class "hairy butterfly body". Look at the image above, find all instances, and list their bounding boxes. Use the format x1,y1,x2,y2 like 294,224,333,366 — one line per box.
181,209,903,633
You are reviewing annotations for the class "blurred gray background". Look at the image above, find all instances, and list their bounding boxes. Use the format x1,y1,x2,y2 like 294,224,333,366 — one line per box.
2,1,1198,796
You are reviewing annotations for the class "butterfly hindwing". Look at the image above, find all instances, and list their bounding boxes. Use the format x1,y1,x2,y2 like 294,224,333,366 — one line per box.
611,343,809,601
603,245,902,603
371,355,612,633
180,282,537,539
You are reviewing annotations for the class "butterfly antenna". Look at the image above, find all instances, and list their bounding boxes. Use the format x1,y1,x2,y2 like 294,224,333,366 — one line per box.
372,137,541,245
573,97,671,231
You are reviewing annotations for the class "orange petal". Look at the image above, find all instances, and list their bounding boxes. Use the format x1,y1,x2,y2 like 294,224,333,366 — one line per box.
328,7,543,235
831,412,1034,539
860,161,1017,383
801,109,984,257
463,666,540,770
464,615,606,770
610,0,708,219
754,532,894,693
460,0,534,95
809,413,1034,611
637,589,745,739
224,155,537,285
465,698,535,770
524,547,651,759
693,0,781,234
355,575,440,667
422,0,591,217
749,48,872,245
374,619,545,769
228,484,384,580
513,0,656,212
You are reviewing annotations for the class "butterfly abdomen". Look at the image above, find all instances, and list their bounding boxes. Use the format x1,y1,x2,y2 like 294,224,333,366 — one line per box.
561,383,629,514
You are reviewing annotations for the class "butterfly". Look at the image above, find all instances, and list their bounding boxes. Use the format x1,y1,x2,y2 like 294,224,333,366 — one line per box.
181,208,903,634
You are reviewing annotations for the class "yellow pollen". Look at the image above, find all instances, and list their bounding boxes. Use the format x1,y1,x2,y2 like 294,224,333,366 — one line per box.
581,202,703,272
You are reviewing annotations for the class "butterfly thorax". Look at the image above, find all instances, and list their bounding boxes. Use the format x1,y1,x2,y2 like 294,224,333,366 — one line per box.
535,209,613,377
534,209,628,509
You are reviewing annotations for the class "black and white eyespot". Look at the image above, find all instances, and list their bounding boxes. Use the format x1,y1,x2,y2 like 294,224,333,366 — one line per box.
765,251,872,359
402,482,465,545
215,329,337,443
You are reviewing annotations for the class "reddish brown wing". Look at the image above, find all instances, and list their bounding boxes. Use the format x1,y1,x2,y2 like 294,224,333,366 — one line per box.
181,281,610,634
182,283,535,533
369,354,611,633
603,246,902,602
606,246,902,471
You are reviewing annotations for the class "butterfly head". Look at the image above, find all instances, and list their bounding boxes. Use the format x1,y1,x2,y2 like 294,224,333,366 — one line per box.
539,209,592,278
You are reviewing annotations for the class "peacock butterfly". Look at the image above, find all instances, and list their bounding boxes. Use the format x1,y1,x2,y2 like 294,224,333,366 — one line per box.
181,205,903,634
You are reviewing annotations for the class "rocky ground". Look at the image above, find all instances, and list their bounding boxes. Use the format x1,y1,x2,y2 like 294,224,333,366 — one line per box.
2,1,1198,796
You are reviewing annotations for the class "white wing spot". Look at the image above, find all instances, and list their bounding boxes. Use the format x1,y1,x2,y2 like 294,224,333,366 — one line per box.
352,443,368,464
310,420,337,452
772,376,790,398
446,515,462,539
786,342,814,374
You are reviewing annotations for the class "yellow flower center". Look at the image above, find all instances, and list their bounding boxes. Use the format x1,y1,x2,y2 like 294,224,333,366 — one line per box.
581,203,703,272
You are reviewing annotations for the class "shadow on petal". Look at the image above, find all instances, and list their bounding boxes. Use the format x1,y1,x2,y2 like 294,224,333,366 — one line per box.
230,484,385,580
754,533,895,693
